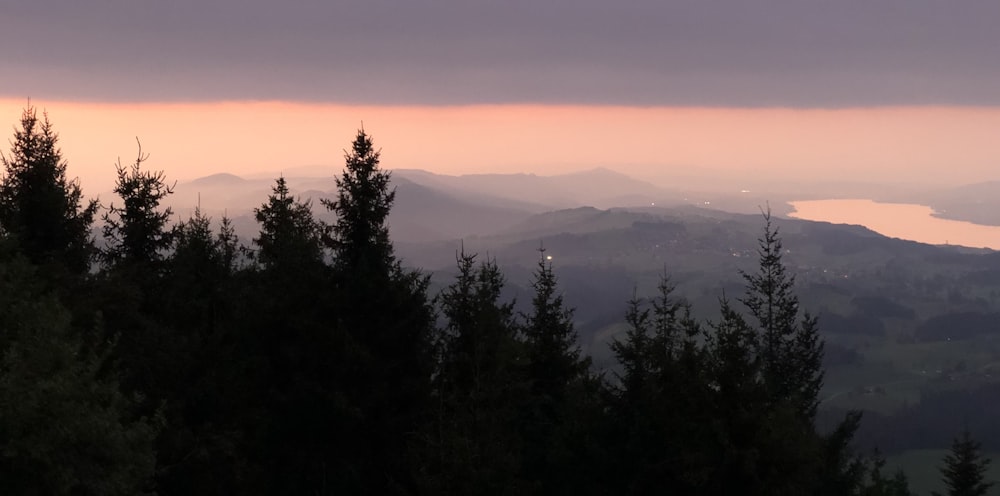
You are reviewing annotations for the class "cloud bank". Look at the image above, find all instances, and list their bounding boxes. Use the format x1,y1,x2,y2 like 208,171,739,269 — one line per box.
3,1,999,106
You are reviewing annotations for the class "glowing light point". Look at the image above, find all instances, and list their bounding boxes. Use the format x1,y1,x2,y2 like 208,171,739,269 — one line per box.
546,255,553,261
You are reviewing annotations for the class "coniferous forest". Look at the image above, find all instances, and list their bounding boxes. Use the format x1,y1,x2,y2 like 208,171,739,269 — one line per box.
0,106,990,495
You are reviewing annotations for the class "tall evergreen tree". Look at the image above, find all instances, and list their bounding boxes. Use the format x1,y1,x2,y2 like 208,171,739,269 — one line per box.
423,250,527,494
0,242,158,495
609,274,710,494
96,143,179,413
700,214,857,495
0,106,97,276
522,247,590,404
612,291,653,406
324,129,395,275
519,247,597,495
101,142,174,271
246,176,341,495
154,209,247,495
860,450,913,496
253,176,325,271
704,297,771,495
323,128,435,493
739,208,823,419
933,429,994,496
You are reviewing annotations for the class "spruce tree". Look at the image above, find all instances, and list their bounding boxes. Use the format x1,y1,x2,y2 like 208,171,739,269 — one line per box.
101,142,174,271
324,129,435,494
933,429,994,496
520,247,595,495
739,208,823,419
611,290,652,405
704,297,768,495
0,242,158,495
253,176,325,272
425,250,527,494
324,128,395,275
0,106,97,276
522,247,590,403
861,450,913,496
702,214,856,495
154,209,247,494
247,176,340,494
96,144,180,417
612,274,709,493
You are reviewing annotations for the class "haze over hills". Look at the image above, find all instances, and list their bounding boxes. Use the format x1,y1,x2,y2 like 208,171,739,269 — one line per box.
150,165,1000,251
392,167,678,210
75,161,1000,495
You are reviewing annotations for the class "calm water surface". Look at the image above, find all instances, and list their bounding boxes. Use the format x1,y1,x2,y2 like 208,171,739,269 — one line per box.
788,199,1000,250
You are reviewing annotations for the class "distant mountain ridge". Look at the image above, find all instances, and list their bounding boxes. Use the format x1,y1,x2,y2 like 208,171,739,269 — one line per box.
392,167,680,210
160,166,692,241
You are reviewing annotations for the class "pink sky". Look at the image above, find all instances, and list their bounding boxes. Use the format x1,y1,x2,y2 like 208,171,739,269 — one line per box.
1,99,998,195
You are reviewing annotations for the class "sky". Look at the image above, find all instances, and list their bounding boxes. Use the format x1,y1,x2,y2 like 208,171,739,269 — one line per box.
1,1,998,193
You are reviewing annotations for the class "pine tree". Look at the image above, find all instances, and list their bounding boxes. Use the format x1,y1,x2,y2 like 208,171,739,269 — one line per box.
101,141,174,271
324,128,435,494
247,176,341,494
0,106,97,276
704,297,768,495
0,242,158,495
324,128,394,276
522,247,590,404
154,208,248,495
739,208,823,419
253,176,325,271
933,429,994,496
611,290,652,405
702,214,852,495
861,450,913,496
425,250,527,494
96,144,180,418
520,246,595,495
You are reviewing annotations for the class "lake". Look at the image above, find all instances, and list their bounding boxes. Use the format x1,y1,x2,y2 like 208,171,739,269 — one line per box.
787,199,1000,250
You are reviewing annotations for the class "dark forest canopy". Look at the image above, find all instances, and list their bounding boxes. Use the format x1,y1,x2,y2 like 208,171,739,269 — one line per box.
0,107,990,495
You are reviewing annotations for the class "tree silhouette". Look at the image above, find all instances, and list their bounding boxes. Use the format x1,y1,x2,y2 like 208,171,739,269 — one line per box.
324,128,435,493
424,250,527,494
101,141,174,271
933,429,994,496
253,176,325,271
520,246,596,495
0,242,158,495
739,208,823,419
0,106,97,276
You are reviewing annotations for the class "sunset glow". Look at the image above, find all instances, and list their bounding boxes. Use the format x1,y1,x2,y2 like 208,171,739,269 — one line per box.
1,99,997,195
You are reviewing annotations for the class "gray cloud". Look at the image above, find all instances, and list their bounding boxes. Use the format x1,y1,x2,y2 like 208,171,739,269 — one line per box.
2,0,999,106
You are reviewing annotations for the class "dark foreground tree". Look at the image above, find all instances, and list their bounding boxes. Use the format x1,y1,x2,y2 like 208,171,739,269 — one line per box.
860,450,913,496
421,250,527,494
740,208,823,419
695,212,864,495
101,141,174,271
520,247,602,495
254,176,325,272
324,129,435,494
244,176,338,495
152,209,246,495
608,275,710,493
0,242,158,495
933,429,994,496
0,106,97,277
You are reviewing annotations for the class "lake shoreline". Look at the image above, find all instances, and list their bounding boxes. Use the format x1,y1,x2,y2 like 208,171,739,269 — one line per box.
787,198,1000,251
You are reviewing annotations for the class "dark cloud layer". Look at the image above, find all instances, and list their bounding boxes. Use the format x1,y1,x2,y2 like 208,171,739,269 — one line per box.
3,1,999,106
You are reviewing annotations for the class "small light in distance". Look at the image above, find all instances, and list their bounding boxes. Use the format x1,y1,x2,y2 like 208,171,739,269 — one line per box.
546,255,553,261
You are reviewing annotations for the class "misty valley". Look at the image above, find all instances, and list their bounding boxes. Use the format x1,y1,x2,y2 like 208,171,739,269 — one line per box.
3,106,1000,495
